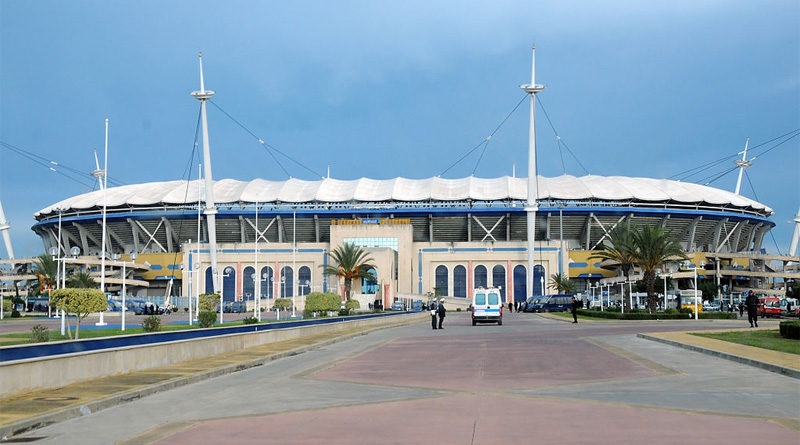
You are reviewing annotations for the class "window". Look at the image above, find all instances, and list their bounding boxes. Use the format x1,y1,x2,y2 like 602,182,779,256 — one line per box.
281,266,293,298
475,292,486,305
488,292,499,305
513,265,526,300
222,266,236,302
362,267,378,294
343,237,399,251
242,266,255,301
205,267,214,294
474,265,487,288
298,266,311,296
435,265,448,296
533,265,546,296
453,265,467,298
492,265,506,302
260,266,273,299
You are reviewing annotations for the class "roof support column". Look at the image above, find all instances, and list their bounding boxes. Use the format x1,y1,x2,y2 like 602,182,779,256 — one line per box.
314,214,320,243
711,218,728,252
428,214,433,243
467,213,472,242
276,215,284,243
686,216,701,252
746,223,762,251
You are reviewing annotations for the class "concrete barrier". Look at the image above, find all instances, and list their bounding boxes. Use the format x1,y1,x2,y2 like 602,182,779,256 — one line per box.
0,312,426,398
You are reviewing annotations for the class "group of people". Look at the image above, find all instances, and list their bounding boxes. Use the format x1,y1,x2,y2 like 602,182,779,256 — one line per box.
507,301,525,312
430,298,446,330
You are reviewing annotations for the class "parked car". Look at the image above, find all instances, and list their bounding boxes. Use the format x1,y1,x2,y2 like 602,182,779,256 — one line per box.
127,300,147,315
225,301,247,313
390,301,405,311
703,301,720,312
533,294,574,312
780,298,799,316
522,297,540,312
759,297,781,317
412,300,423,311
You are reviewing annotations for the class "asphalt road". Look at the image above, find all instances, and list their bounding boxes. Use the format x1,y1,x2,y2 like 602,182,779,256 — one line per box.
10,312,799,444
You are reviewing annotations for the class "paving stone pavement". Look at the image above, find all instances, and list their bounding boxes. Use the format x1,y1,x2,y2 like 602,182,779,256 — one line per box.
7,312,799,444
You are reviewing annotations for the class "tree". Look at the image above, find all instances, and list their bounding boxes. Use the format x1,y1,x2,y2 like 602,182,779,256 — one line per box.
199,293,220,312
52,288,107,339
273,297,292,311
33,254,58,309
67,271,97,289
630,224,687,313
590,226,637,311
322,243,375,300
549,273,576,294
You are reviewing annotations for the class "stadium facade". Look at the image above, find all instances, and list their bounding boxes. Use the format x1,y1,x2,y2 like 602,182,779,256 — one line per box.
31,174,779,306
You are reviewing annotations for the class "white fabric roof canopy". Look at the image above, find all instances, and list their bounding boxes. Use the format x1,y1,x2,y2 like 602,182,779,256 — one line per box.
35,175,773,217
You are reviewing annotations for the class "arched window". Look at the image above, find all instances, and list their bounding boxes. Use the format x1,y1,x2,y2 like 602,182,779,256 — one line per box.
205,267,215,294
513,265,526,301
435,265,448,296
281,266,293,298
362,267,378,294
474,265,487,289
534,265,546,296
260,266,273,299
222,266,236,302
298,266,311,296
453,265,467,298
492,265,506,302
242,266,255,301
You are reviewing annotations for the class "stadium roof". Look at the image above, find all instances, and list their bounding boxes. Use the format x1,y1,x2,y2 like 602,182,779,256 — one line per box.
35,175,773,218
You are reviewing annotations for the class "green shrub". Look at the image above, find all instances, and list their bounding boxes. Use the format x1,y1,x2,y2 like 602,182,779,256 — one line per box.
198,311,217,328
199,293,220,312
698,312,738,320
305,292,341,313
338,309,350,316
344,299,360,311
1,298,11,313
11,309,21,318
242,316,258,324
779,320,800,340
30,324,49,343
141,315,161,332
273,297,293,311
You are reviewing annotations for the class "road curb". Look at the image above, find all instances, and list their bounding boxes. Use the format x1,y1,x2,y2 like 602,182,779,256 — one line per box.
637,333,800,379
1,317,422,440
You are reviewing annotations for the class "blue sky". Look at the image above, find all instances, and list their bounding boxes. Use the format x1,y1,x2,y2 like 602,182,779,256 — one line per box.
1,0,798,258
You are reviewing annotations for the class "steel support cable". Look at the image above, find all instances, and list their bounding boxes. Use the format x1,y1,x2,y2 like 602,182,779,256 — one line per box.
168,106,203,271
0,139,125,187
743,170,783,255
535,96,589,175
0,140,94,188
671,128,800,180
209,100,320,178
701,132,800,185
445,94,527,177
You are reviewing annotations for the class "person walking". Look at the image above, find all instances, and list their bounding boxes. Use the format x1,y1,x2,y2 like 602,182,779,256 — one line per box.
738,301,744,317
437,298,446,329
745,291,759,328
430,299,438,330
571,296,580,324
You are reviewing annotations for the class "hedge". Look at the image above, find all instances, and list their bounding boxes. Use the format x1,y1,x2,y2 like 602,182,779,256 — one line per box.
304,292,341,313
575,309,737,320
779,320,800,340
198,311,217,328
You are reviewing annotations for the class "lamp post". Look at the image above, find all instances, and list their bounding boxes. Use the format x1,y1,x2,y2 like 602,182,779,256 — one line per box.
220,266,233,324
194,262,201,321
628,280,633,309
619,281,624,314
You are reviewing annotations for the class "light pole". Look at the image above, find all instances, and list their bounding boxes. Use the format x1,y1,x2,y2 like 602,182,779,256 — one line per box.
97,118,109,327
119,251,136,331
628,280,633,309
220,266,233,324
619,281,624,314
194,262,201,321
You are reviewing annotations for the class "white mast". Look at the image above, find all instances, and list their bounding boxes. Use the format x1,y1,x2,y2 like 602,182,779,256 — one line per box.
734,137,751,195
521,46,545,298
91,149,105,190
190,53,221,296
789,206,800,258
0,198,14,259
96,118,109,326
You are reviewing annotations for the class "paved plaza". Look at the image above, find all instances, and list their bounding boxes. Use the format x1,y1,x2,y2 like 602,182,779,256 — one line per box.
7,312,799,444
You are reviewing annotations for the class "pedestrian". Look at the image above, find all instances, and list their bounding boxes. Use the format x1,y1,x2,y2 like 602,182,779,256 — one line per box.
437,298,446,329
745,291,759,328
508,301,513,312
430,299,438,330
571,296,580,323
738,301,744,317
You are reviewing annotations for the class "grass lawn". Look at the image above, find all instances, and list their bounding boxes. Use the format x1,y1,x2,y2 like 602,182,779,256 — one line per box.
692,330,800,355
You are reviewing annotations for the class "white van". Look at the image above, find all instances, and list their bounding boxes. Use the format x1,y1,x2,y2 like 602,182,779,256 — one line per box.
471,287,503,326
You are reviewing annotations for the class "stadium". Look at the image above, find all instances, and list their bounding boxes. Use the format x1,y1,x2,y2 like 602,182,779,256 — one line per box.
29,174,781,307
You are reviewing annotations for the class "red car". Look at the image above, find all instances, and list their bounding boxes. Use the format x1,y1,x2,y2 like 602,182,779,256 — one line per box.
758,297,781,317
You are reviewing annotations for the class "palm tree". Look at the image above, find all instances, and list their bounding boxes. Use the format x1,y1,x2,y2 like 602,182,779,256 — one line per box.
631,224,687,313
67,271,97,289
549,272,576,294
33,254,58,295
322,243,375,300
590,226,637,311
